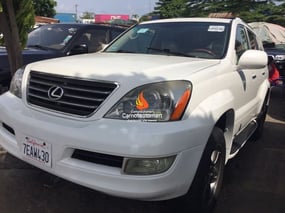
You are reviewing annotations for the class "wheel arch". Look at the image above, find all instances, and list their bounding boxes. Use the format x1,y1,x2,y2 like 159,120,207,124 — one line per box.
214,109,235,163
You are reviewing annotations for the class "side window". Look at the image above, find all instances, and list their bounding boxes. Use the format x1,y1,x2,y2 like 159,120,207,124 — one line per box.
111,29,125,40
247,29,260,50
74,29,108,53
88,29,108,52
235,25,249,62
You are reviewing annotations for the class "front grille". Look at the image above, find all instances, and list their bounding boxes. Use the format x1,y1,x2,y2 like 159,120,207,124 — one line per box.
72,149,124,168
27,71,117,116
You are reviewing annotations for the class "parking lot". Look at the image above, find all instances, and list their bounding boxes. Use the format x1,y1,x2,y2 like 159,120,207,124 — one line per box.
0,87,284,213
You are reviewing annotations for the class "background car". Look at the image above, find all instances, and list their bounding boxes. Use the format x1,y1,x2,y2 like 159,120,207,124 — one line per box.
249,22,285,77
0,23,128,88
262,41,285,77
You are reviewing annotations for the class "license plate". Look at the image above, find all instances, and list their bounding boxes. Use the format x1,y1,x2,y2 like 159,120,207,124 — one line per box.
22,136,52,167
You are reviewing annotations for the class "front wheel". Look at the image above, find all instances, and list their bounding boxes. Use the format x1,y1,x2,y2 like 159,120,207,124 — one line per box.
183,127,226,212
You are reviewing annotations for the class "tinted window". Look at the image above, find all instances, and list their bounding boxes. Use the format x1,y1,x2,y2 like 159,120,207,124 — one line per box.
27,25,79,50
74,29,109,53
235,25,250,61
247,29,260,50
111,28,125,40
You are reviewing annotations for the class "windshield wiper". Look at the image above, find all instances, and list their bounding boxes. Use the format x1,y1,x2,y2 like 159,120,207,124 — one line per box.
27,44,49,50
147,47,194,57
116,49,137,53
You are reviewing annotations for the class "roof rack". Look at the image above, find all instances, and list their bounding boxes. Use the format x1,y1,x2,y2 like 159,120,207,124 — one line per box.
208,12,235,19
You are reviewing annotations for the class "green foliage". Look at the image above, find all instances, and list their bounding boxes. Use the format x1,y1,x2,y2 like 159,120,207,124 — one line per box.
0,0,35,47
153,0,285,26
33,0,57,18
154,0,188,18
80,11,94,20
15,0,35,47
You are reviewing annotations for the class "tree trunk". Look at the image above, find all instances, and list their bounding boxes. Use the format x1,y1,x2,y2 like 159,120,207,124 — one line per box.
0,0,23,77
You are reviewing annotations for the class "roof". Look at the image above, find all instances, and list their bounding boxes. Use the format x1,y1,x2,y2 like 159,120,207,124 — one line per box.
249,22,285,44
38,22,128,30
141,17,237,25
208,12,235,18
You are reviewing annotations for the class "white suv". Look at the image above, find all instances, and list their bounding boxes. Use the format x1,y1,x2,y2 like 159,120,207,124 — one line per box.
0,18,270,211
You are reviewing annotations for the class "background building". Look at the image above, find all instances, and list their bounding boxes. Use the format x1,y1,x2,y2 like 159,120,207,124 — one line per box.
55,13,77,23
95,14,129,23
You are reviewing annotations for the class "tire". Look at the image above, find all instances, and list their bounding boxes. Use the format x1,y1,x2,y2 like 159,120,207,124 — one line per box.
183,127,226,213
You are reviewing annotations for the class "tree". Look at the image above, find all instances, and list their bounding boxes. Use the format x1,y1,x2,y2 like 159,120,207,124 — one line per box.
80,11,94,20
146,0,285,25
184,0,285,26
154,0,188,18
185,0,258,17
33,0,57,18
0,0,34,77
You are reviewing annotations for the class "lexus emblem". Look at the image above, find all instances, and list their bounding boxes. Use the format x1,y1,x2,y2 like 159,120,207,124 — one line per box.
48,86,64,101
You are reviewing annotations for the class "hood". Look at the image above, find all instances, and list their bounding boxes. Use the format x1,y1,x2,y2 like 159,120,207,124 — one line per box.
265,47,285,56
0,46,8,53
28,52,220,85
22,47,63,65
0,46,63,65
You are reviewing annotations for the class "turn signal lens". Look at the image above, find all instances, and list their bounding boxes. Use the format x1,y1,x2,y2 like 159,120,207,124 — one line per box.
170,89,191,120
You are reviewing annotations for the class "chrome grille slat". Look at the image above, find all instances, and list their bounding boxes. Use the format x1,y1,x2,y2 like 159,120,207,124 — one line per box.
63,93,105,102
28,93,51,101
28,93,97,109
27,71,117,116
29,86,48,93
29,78,55,87
62,85,112,95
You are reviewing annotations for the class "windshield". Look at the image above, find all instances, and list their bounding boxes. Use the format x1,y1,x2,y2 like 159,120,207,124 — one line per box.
27,25,79,50
105,22,230,59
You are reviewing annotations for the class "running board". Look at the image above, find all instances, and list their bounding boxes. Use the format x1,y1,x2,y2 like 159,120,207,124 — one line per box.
230,120,257,154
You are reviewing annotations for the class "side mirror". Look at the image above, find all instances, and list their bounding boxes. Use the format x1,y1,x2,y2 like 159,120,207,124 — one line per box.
68,44,88,55
238,50,268,69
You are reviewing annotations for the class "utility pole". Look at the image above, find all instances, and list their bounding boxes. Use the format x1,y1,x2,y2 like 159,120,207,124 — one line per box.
75,4,78,22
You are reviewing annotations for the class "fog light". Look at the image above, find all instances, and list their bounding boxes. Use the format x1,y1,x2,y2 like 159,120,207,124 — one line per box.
123,156,176,175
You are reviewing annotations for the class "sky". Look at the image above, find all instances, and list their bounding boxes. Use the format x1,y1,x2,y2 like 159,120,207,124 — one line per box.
55,0,159,17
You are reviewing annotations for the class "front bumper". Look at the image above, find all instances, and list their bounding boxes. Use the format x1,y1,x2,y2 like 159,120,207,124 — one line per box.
0,92,210,201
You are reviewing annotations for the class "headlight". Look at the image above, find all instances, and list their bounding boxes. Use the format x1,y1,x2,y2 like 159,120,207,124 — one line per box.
9,66,25,98
274,55,285,60
104,81,192,122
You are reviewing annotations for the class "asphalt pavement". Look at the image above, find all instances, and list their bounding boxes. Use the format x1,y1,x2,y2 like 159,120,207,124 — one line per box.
0,87,284,213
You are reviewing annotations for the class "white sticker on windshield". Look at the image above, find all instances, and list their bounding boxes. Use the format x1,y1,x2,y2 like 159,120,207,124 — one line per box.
137,28,149,33
208,26,225,32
